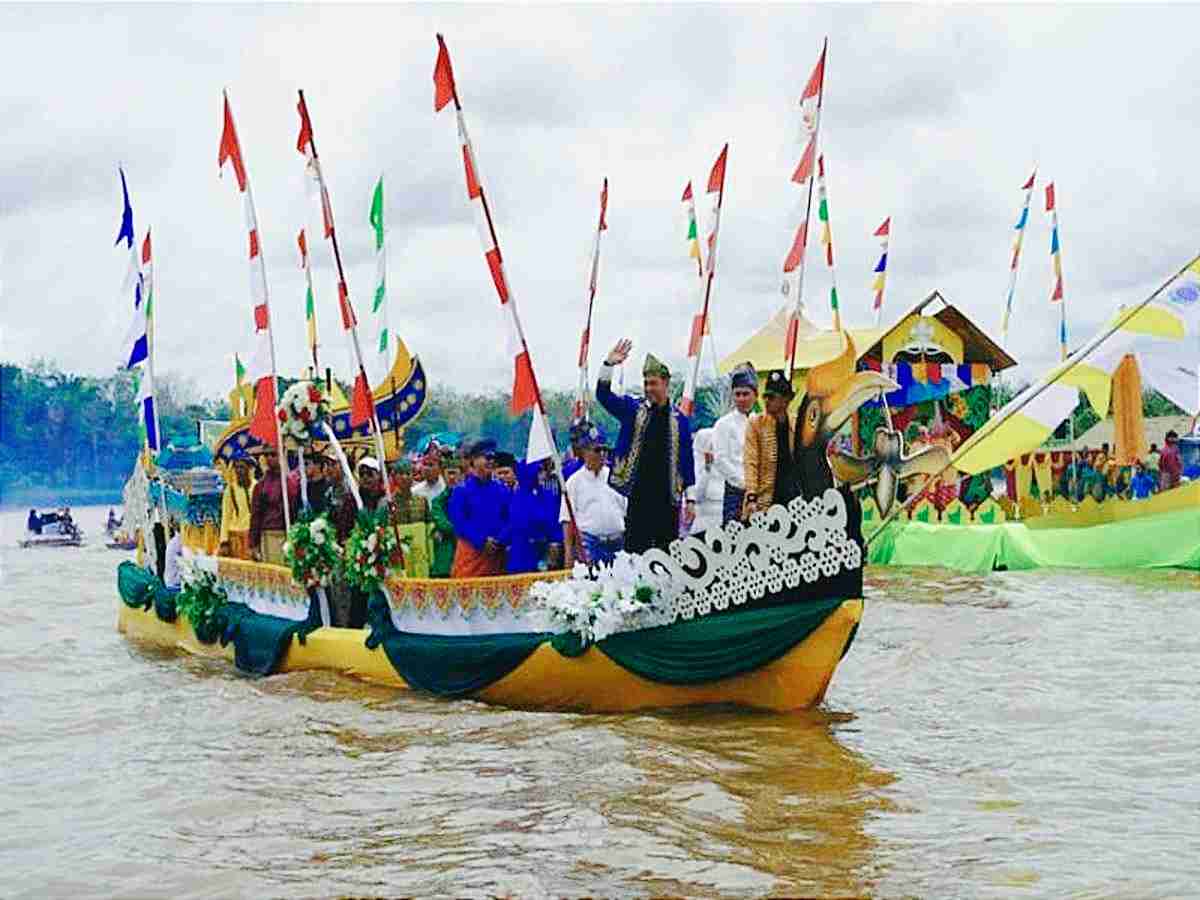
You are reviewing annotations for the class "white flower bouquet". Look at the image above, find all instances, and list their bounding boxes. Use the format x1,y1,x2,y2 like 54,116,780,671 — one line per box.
276,380,331,449
283,512,341,589
529,551,674,644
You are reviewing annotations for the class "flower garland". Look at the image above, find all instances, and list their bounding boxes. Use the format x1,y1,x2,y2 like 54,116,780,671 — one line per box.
276,380,331,449
529,552,673,645
341,507,406,593
176,561,229,643
282,512,341,589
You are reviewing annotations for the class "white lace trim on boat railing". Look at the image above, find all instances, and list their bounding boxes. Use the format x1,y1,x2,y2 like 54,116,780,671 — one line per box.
642,487,861,623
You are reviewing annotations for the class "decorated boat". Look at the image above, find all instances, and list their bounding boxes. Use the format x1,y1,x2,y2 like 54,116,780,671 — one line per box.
20,512,84,548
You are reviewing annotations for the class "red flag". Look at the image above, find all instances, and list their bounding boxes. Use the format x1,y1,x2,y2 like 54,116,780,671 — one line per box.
707,143,729,194
784,316,800,361
599,178,608,231
791,136,816,184
434,34,457,112
218,95,247,191
1045,182,1056,212
688,313,706,356
1052,277,1064,301
249,378,278,445
874,217,891,238
297,228,307,263
511,351,537,414
462,143,482,199
782,220,808,273
248,229,260,259
485,248,508,303
296,97,314,155
1021,170,1036,191
350,371,375,427
338,281,356,329
141,230,152,265
801,46,826,102
681,181,693,202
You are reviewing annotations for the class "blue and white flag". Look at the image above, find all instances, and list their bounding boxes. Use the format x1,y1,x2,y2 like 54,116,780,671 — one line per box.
116,167,148,369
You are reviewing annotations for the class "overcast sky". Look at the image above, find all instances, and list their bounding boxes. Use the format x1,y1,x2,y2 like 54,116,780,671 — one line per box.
3,4,1200,402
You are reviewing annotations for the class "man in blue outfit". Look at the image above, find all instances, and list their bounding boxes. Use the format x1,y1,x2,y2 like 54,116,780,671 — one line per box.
597,338,695,554
448,440,511,577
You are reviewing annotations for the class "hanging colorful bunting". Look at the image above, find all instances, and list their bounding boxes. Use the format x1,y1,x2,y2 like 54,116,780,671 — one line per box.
297,229,319,372
858,359,992,408
816,155,841,332
574,177,608,422
682,181,702,276
369,176,390,383
680,144,728,418
999,169,1037,346
1046,181,1067,360
872,217,890,326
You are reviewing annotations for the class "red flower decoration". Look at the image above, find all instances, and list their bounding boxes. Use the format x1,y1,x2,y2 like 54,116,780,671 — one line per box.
278,409,288,423
299,408,312,423
308,386,322,403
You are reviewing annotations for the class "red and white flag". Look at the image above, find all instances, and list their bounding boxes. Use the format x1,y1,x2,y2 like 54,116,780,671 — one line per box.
435,34,538,415
574,178,608,421
219,93,279,448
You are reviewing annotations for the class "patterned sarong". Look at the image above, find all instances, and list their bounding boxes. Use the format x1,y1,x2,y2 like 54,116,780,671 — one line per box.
581,532,623,567
450,538,506,578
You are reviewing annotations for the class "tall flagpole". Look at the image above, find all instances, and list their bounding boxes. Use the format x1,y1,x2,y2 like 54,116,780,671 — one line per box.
574,178,608,423
219,91,291,532
681,144,729,419
434,33,580,541
296,90,393,501
785,38,828,378
1000,168,1037,348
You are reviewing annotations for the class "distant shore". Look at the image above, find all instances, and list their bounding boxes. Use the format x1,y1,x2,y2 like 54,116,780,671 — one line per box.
0,487,123,510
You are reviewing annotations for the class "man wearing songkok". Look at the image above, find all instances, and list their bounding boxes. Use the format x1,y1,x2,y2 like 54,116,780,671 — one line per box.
742,370,799,518
504,459,563,573
560,423,627,567
248,444,300,564
413,452,447,503
429,456,463,578
449,441,511,577
492,451,518,490
597,339,695,554
563,421,591,481
219,458,255,559
713,361,757,525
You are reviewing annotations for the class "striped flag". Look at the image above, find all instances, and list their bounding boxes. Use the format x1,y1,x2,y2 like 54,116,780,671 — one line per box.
1000,169,1037,345
682,181,702,276
816,155,841,331
434,34,538,415
783,41,828,370
297,229,318,371
1046,181,1067,359
219,93,283,451
369,175,390,381
680,145,728,418
115,168,148,370
872,217,890,326
137,230,160,451
574,178,608,421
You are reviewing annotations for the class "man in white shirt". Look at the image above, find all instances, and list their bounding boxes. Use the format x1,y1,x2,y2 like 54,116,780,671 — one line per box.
162,519,184,589
559,425,627,567
412,453,447,504
712,362,758,524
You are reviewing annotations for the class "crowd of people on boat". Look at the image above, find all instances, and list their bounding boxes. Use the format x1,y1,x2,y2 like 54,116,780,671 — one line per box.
1050,432,1197,503
203,338,861,609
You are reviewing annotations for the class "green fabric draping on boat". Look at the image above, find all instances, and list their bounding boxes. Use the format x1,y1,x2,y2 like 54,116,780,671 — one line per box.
117,560,178,621
365,594,544,697
365,592,850,696
867,506,1200,573
116,561,318,676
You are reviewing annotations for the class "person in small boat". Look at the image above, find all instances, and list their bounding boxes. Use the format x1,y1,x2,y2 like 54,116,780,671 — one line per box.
712,362,758,525
429,455,463,578
61,507,76,536
412,452,447,504
1160,431,1182,490
742,370,799,517
690,428,725,536
449,441,511,577
106,508,120,534
219,458,255,559
163,518,184,590
504,459,563,574
598,339,696,553
27,509,41,535
560,424,627,567
249,445,299,565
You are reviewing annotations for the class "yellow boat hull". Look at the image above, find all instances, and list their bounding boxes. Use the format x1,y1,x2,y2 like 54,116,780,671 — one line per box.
116,598,863,713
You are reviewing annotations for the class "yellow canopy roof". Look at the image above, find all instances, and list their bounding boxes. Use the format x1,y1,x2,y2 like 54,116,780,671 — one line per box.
718,306,886,373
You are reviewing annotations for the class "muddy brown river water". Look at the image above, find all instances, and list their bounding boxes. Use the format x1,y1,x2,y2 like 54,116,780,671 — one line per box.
3,506,1198,897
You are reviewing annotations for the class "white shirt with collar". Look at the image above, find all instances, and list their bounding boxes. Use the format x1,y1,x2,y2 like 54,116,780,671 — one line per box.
559,464,627,538
712,408,750,490
412,476,446,503
163,532,184,589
